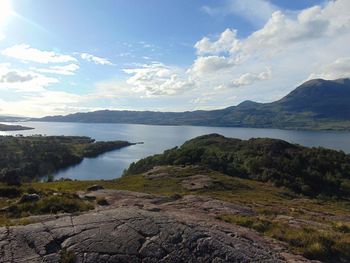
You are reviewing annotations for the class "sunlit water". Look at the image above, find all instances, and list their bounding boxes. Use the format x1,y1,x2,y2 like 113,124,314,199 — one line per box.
2,121,350,180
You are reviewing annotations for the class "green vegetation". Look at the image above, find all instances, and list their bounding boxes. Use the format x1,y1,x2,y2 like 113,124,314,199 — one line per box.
60,249,76,263
125,134,350,198
1,133,350,261
0,184,94,226
218,214,350,262
0,164,350,261
0,135,132,183
0,123,33,131
83,140,132,157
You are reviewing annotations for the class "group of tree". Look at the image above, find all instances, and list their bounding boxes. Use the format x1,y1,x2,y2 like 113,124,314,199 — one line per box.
125,134,350,198
0,136,131,184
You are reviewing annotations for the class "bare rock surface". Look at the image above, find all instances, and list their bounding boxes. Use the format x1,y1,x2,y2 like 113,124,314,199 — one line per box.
0,190,317,263
181,175,216,190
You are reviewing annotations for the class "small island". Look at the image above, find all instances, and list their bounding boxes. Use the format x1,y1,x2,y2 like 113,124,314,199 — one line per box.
0,123,34,131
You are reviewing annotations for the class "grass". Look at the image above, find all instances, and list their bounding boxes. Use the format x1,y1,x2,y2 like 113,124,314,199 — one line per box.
218,214,350,262
0,184,94,225
1,165,350,261
60,249,76,263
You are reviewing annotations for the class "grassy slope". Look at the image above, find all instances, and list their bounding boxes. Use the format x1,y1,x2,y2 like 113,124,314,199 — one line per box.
0,165,348,261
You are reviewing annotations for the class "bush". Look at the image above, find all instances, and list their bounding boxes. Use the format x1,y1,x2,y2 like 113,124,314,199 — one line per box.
96,198,109,206
60,249,76,263
0,187,21,198
6,194,94,218
218,214,350,262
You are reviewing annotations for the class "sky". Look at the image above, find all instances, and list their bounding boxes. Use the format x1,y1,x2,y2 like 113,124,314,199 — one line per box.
0,0,349,117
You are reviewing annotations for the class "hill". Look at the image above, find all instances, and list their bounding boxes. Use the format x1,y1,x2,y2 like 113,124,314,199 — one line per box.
35,78,350,130
1,137,350,262
124,133,350,198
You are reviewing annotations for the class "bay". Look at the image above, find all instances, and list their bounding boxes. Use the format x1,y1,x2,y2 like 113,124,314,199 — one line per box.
1,121,350,180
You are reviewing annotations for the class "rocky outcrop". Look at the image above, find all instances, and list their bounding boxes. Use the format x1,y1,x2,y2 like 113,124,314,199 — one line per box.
0,190,317,263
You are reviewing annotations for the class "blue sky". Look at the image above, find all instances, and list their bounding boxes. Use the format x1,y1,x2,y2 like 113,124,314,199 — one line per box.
0,0,349,117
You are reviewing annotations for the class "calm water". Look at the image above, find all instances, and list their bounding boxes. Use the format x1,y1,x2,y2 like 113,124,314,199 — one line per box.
1,121,350,180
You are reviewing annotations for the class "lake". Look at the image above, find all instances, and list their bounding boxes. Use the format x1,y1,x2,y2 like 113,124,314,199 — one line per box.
2,121,350,180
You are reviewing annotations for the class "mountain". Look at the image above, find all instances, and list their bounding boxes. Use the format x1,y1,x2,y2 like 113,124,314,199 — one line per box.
35,78,350,130
0,115,29,122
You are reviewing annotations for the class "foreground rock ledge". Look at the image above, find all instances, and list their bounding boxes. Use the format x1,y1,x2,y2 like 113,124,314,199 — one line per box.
0,191,316,263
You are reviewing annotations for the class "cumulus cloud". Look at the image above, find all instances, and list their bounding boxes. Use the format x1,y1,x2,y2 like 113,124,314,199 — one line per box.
231,67,272,88
195,29,240,55
309,57,350,80
35,64,80,75
123,63,193,96
80,53,114,65
187,0,350,101
116,0,350,104
0,71,36,83
189,56,237,77
0,64,58,92
1,44,77,64
2,0,350,116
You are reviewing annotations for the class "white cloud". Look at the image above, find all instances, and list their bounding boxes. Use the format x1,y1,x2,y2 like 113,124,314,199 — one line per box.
123,63,193,96
189,55,237,77
80,53,114,65
0,70,35,83
1,0,350,116
195,29,240,55
1,44,77,64
230,67,272,88
0,64,58,92
309,57,350,80
111,0,350,104
186,0,350,103
35,64,80,75
0,91,84,117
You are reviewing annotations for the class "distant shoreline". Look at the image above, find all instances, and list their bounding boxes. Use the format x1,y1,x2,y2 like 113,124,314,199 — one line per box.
0,123,34,131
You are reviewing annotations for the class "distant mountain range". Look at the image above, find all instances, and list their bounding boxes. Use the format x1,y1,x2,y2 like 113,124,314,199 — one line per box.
35,78,350,130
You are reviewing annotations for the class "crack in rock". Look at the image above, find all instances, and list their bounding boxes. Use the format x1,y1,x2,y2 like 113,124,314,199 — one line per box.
0,207,315,263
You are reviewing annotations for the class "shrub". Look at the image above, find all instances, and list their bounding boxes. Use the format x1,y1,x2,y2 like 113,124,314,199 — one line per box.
60,249,76,263
0,187,21,198
96,198,109,206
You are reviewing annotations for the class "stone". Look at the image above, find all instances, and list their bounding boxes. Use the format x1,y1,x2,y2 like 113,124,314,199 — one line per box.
87,185,104,192
18,193,40,203
0,207,315,263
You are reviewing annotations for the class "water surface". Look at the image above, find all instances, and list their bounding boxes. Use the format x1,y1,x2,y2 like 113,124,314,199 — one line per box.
2,122,350,180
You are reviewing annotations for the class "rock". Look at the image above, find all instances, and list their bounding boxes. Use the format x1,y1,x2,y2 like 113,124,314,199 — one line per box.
0,188,317,263
18,193,40,203
0,207,300,263
181,174,215,190
97,198,109,206
87,185,104,192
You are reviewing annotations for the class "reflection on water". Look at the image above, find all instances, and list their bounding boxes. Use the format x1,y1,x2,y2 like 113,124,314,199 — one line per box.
2,121,350,180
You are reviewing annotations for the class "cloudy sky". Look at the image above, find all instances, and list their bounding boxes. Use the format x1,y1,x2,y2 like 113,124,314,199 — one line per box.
0,0,349,117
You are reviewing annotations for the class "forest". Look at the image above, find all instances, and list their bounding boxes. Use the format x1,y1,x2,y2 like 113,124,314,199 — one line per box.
125,134,350,198
0,135,132,184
